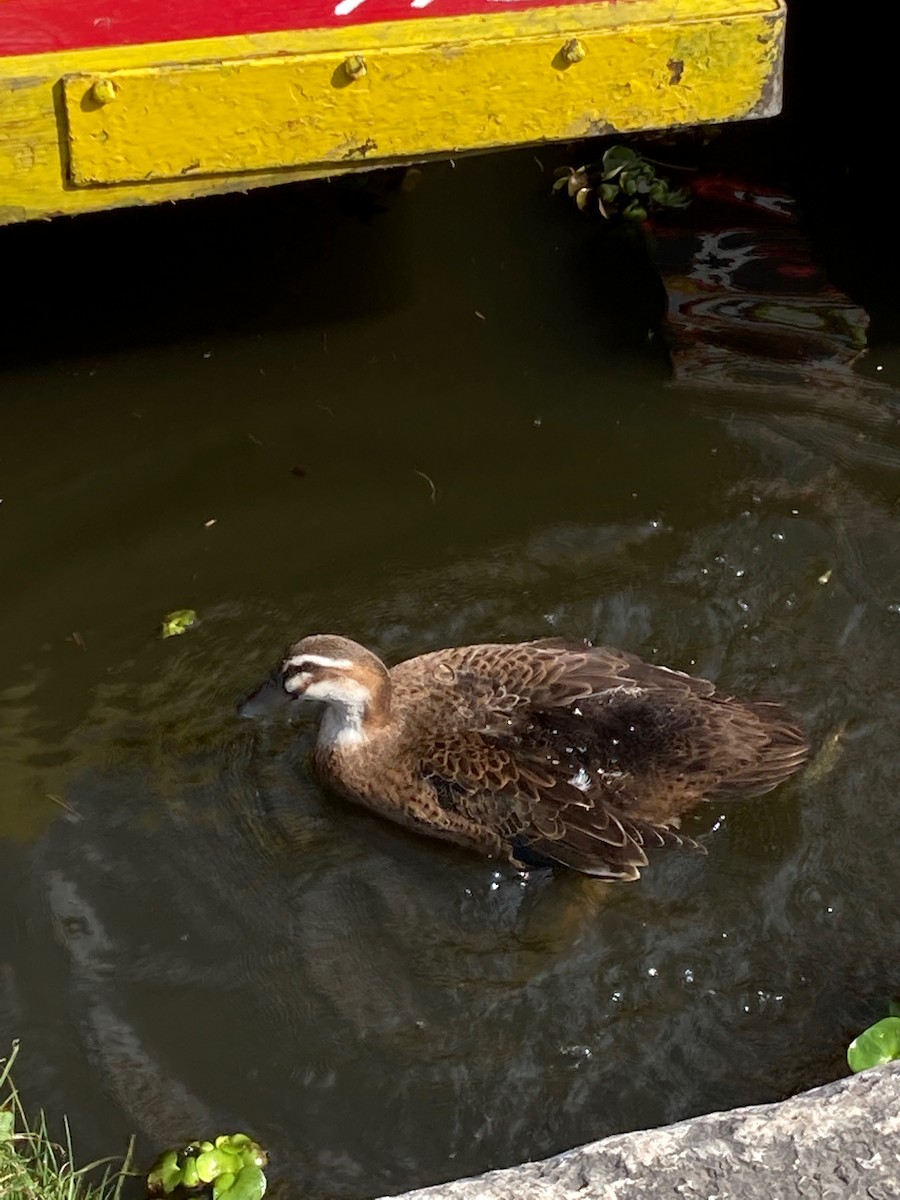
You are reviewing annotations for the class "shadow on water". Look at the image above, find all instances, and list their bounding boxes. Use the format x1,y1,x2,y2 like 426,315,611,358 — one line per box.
1,175,414,365
1,160,665,370
2,129,900,1198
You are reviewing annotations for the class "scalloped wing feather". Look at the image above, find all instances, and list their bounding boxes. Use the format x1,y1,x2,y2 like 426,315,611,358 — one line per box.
407,641,806,879
419,727,703,880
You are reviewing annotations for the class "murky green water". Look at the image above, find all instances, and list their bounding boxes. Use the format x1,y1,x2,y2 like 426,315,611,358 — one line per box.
2,147,900,1199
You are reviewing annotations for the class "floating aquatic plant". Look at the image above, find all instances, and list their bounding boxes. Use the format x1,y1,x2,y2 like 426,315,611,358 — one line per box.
147,1134,268,1200
553,145,690,223
847,1002,900,1073
161,609,198,639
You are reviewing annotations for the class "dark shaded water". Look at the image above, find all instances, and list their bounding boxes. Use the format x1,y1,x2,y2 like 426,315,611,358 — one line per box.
2,144,900,1198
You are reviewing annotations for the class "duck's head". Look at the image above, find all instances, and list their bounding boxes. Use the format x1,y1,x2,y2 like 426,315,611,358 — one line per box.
239,635,391,743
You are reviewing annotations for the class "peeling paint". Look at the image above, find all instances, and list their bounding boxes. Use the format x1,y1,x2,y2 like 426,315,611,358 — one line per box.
7,74,44,90
343,137,378,157
750,57,781,117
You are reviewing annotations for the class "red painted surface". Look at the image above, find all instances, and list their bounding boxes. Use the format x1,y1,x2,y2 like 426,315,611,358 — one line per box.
0,0,598,57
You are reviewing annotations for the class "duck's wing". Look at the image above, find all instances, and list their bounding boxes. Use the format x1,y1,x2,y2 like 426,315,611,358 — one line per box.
415,640,717,719
436,641,807,803
521,801,700,880
411,641,805,879
419,729,697,881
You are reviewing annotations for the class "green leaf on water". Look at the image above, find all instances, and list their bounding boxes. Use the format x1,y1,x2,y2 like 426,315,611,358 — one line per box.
226,1164,268,1200
213,1172,237,1198
218,1134,253,1151
161,609,198,639
196,1148,241,1183
847,1016,900,1073
622,201,648,223
146,1136,268,1198
601,145,638,177
181,1155,201,1189
147,1148,180,1195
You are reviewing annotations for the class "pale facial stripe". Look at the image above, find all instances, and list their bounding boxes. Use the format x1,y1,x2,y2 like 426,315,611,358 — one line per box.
286,654,354,670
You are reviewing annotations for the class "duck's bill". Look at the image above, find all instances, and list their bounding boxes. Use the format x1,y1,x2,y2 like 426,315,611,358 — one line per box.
238,674,292,718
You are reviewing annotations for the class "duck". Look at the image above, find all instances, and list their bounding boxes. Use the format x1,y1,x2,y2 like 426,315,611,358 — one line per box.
240,635,808,880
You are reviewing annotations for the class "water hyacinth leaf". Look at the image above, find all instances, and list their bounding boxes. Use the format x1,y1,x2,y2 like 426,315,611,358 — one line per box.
601,145,637,177
239,1145,268,1168
213,1171,237,1198
181,1156,201,1189
147,1149,181,1195
149,1149,179,1177
227,1164,268,1200
575,187,592,211
196,1148,241,1183
163,1168,183,1195
161,609,198,639
847,1017,900,1073
209,1133,268,1169
567,169,589,196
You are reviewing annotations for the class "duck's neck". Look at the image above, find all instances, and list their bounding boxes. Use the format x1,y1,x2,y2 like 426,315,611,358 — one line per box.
319,698,368,749
317,675,392,751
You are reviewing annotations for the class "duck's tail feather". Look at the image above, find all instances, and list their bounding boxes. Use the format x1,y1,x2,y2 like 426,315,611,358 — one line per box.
708,699,809,800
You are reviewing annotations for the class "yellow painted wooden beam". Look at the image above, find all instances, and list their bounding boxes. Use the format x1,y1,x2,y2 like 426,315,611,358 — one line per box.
0,0,784,224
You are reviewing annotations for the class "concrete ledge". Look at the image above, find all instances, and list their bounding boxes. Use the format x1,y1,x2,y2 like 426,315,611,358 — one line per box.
381,1062,900,1200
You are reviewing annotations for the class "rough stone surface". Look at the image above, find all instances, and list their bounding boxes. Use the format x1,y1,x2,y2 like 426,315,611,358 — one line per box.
380,1063,900,1200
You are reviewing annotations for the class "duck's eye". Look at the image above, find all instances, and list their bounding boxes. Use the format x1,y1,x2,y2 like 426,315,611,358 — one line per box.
296,661,314,675
283,662,311,694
